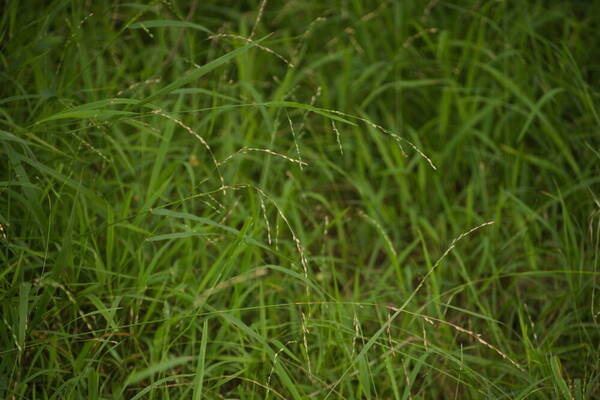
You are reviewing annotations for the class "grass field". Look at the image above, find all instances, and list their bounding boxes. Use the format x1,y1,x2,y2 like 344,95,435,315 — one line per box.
1,0,600,398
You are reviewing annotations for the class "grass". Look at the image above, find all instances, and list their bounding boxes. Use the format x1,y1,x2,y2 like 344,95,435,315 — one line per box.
1,0,599,398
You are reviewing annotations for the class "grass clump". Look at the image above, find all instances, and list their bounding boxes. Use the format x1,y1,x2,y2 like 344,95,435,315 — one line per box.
1,0,599,398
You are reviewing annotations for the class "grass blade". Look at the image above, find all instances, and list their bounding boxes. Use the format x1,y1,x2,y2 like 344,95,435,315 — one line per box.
18,282,31,353
192,320,209,400
137,37,267,106
129,19,212,34
122,356,193,390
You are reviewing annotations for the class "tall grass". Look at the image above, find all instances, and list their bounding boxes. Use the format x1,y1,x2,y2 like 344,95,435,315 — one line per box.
1,0,599,398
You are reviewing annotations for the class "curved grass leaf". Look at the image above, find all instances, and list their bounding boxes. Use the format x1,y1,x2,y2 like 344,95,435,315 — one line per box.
150,208,270,251
123,356,194,389
137,36,268,106
129,20,212,34
35,109,135,124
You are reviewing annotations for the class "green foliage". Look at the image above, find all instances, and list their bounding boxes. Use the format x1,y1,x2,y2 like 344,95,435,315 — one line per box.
1,0,599,398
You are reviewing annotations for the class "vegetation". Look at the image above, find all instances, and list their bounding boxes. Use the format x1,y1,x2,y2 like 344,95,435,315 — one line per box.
1,0,599,398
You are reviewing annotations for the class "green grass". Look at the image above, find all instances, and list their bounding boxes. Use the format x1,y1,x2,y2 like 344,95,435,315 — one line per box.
1,0,599,398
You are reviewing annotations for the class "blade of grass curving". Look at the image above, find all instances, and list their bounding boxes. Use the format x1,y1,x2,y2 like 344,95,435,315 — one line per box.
129,19,213,34
137,36,268,107
129,374,194,400
35,109,135,124
479,63,579,175
150,208,270,251
401,351,431,400
122,356,193,391
264,101,356,125
145,231,212,242
206,304,303,400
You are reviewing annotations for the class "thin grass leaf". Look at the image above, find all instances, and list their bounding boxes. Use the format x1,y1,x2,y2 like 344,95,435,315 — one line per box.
129,374,194,400
129,19,212,34
18,282,31,352
265,101,356,125
0,130,29,145
402,352,430,400
35,109,135,124
145,231,211,241
137,37,267,106
207,305,303,400
123,356,194,389
151,208,270,250
192,320,209,400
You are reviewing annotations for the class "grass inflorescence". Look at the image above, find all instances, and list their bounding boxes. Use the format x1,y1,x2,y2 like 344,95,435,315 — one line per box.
1,0,599,398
